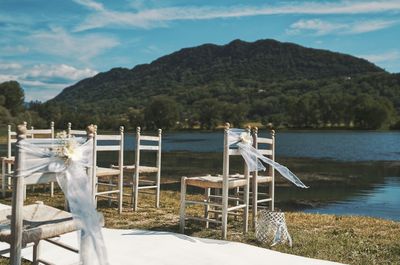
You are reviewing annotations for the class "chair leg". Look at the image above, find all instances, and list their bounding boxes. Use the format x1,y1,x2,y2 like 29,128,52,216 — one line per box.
222,185,228,240
108,178,113,207
118,174,123,214
179,177,187,233
155,171,161,208
243,172,250,234
270,174,275,211
252,173,258,228
234,187,240,220
32,241,41,265
94,176,98,209
50,182,54,197
23,185,27,201
204,188,210,228
133,173,139,211
2,160,5,197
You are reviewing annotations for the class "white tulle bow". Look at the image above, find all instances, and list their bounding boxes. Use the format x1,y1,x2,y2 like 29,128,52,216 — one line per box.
17,138,109,265
228,129,308,188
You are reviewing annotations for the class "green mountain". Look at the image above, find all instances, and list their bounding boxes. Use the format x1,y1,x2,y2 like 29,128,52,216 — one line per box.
42,39,400,130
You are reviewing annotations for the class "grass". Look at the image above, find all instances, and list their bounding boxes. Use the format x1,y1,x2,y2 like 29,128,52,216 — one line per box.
1,186,399,265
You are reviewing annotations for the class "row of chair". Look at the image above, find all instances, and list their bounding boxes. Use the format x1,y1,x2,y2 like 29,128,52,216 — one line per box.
180,123,275,239
1,122,163,213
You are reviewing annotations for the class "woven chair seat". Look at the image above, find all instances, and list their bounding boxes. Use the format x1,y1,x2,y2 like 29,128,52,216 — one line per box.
111,165,158,173
186,174,249,189
0,204,77,245
231,174,273,183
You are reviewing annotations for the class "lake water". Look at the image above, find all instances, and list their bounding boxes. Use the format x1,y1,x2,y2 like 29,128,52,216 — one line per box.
127,130,400,161
1,130,400,221
126,130,400,221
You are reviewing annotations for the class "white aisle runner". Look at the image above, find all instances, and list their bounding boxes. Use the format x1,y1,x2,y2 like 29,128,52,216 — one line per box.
0,228,344,265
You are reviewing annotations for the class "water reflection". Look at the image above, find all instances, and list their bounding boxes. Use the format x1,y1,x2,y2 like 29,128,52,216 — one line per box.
303,177,400,221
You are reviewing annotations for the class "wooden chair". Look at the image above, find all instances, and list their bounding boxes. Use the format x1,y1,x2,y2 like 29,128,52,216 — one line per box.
27,122,55,197
1,122,55,197
92,126,124,214
250,127,275,227
0,124,91,265
180,123,250,239
67,122,87,138
1,124,18,197
114,127,162,211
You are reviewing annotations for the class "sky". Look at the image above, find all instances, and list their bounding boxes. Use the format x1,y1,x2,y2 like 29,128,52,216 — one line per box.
0,0,399,102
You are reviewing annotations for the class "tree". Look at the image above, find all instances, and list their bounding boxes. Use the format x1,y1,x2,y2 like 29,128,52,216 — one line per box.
354,95,393,129
0,81,24,115
144,96,179,130
220,102,248,127
0,106,12,125
194,98,222,129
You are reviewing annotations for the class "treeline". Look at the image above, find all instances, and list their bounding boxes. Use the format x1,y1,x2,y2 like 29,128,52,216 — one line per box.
0,81,47,128
10,72,398,131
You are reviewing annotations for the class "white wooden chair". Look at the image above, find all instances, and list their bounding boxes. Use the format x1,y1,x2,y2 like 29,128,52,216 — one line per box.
1,124,17,197
250,127,275,227
67,122,87,138
114,127,162,211
0,124,89,265
180,123,250,239
92,126,124,214
27,122,55,197
1,122,55,197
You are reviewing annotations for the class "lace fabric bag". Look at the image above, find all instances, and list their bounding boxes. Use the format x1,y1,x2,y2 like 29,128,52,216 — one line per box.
256,210,292,247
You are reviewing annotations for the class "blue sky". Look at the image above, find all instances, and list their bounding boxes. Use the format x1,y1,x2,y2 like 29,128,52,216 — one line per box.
0,0,399,102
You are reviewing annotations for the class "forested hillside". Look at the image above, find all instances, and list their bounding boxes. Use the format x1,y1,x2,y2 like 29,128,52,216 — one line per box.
22,39,400,130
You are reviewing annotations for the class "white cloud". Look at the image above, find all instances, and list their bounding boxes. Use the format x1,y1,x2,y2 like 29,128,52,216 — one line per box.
288,19,398,35
0,45,30,55
0,63,98,101
360,51,400,63
24,64,98,81
350,20,398,33
0,63,22,70
29,27,119,62
73,0,104,11
288,19,347,35
72,0,400,31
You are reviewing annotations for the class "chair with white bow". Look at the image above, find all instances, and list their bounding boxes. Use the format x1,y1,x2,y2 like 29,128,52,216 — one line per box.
27,122,56,197
180,123,250,239
246,127,275,227
0,124,100,265
1,122,55,198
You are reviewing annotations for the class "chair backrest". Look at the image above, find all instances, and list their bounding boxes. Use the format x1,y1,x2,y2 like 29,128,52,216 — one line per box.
222,123,250,177
26,121,54,139
11,124,91,263
134,127,162,173
91,126,124,197
252,127,275,176
7,125,17,159
67,122,87,138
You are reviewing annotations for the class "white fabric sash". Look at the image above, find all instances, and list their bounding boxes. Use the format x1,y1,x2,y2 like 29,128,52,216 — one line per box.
228,129,308,188
17,138,109,265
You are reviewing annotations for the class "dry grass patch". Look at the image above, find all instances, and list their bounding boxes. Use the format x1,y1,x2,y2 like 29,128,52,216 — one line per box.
1,188,399,265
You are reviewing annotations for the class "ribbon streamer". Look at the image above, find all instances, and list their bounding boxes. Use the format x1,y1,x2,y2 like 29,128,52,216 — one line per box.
17,138,109,265
228,128,308,188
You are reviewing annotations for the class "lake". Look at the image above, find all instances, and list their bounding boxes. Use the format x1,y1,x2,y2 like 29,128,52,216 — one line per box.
1,130,399,221
125,130,400,221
